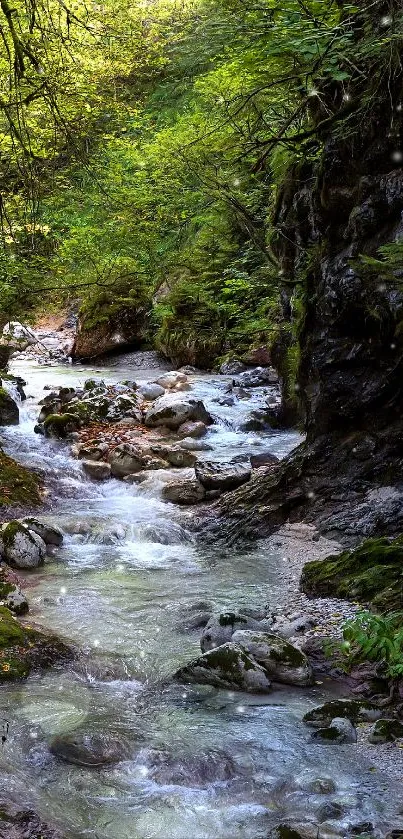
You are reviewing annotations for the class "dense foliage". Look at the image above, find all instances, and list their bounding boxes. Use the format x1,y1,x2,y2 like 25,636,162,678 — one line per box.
341,610,403,680
0,0,402,363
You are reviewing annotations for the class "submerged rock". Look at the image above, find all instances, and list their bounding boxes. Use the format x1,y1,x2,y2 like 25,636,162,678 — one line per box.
1,522,46,569
49,731,131,766
139,746,236,786
0,803,63,839
231,630,314,686
195,461,251,493
145,394,213,430
174,642,271,692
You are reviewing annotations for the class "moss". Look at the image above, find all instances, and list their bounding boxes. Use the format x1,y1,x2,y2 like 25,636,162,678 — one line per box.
303,699,379,727
369,718,403,742
0,605,73,682
268,639,306,668
300,536,403,612
269,827,304,839
0,451,42,508
312,726,341,741
2,520,27,547
43,412,81,438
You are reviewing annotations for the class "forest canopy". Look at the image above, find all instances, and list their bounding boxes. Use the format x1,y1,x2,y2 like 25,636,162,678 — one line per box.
0,0,400,364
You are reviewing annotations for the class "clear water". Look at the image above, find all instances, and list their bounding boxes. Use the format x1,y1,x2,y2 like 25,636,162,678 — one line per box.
0,355,400,839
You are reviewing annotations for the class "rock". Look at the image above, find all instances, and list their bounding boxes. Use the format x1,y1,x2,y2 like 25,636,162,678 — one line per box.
2,321,37,349
174,642,271,692
277,615,318,639
108,444,144,477
42,412,80,438
72,307,149,359
150,444,197,468
82,460,111,481
219,360,247,375
76,442,109,461
316,802,345,823
20,519,63,547
177,421,207,439
307,778,337,794
303,699,382,727
200,612,263,652
162,479,206,505
155,371,188,389
312,717,357,744
145,394,213,430
250,452,280,468
368,718,403,744
195,461,251,492
0,605,73,681
49,731,131,766
1,522,46,569
233,366,279,387
138,382,165,401
242,346,272,367
0,564,28,615
268,825,318,839
140,746,236,786
0,803,63,839
0,388,19,425
231,630,314,686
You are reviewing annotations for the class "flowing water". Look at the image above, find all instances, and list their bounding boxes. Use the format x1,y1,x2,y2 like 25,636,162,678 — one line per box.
0,354,401,838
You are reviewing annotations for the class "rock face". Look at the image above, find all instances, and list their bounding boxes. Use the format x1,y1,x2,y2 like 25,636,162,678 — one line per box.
231,630,314,686
72,307,149,359
145,394,213,430
212,46,403,544
174,642,271,692
0,388,19,425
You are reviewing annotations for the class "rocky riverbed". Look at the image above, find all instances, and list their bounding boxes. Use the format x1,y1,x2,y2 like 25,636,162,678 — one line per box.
0,344,401,838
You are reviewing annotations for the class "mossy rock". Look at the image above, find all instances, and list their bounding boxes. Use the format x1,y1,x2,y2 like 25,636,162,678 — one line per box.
0,386,19,425
0,451,42,508
231,630,314,686
368,718,403,744
300,536,403,611
0,565,28,615
43,412,81,438
268,827,304,839
174,642,271,692
303,698,381,728
0,606,73,682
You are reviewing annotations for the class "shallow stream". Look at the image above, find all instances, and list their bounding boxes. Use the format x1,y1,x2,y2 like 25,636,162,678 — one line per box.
0,353,401,839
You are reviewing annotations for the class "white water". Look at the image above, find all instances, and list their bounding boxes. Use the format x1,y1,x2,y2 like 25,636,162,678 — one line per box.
0,355,401,839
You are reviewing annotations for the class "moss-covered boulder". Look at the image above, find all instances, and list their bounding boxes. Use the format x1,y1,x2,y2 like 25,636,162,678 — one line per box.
231,630,314,686
0,452,42,508
174,642,271,692
303,699,381,728
0,386,18,425
300,536,403,612
20,518,63,547
0,565,28,615
1,521,46,569
0,606,73,681
368,718,403,744
42,412,81,439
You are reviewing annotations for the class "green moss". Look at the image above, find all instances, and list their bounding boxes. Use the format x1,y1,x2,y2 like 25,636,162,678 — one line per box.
301,536,403,612
2,520,27,547
268,639,306,668
0,606,72,682
43,412,80,438
370,718,403,742
0,451,42,508
303,699,380,727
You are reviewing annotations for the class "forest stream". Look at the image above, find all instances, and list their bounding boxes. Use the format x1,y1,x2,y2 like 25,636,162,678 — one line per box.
0,352,401,839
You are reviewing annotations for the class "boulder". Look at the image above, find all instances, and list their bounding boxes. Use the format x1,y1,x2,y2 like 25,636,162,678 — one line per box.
303,699,381,728
0,564,28,615
145,394,213,430
0,388,19,425
108,444,144,477
0,605,73,682
82,460,111,481
219,360,247,375
162,479,206,505
179,437,213,452
72,307,149,359
150,444,197,468
195,461,251,492
1,522,46,569
231,630,314,686
177,421,207,439
76,442,109,461
312,717,357,744
20,519,63,547
233,366,279,387
42,413,80,438
138,383,165,401
200,612,263,652
49,731,131,766
368,718,403,744
155,371,188,389
174,642,271,693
